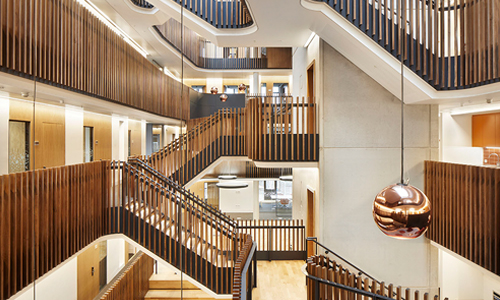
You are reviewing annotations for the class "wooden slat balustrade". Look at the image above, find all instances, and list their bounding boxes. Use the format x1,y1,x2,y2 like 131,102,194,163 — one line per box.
172,0,253,29
306,255,444,300
0,0,190,120
232,234,254,300
314,0,500,90
246,96,319,162
0,161,109,300
97,251,154,300
237,219,306,260
424,160,500,276
154,19,291,70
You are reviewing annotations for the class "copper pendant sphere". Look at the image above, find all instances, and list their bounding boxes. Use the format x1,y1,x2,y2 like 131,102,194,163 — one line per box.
210,87,218,94
220,93,228,102
238,83,246,92
373,183,431,239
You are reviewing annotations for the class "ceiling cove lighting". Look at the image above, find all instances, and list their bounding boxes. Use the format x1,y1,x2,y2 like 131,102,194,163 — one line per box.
216,182,249,189
304,31,317,48
279,175,293,182
77,0,149,58
218,175,237,180
372,1,431,240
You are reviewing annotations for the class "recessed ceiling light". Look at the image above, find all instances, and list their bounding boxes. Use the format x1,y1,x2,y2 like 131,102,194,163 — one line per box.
218,175,237,180
216,182,248,189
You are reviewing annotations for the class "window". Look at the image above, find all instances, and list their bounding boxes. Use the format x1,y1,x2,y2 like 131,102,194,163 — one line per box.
225,85,238,94
84,126,94,162
191,85,205,93
261,83,267,95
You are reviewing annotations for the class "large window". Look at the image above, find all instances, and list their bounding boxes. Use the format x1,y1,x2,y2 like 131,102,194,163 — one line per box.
258,179,292,219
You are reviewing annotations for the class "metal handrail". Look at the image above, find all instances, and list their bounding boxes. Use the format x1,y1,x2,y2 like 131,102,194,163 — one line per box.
302,265,398,300
306,237,378,283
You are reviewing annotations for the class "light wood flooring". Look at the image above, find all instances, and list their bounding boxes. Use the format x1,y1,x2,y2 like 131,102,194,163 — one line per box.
252,260,307,300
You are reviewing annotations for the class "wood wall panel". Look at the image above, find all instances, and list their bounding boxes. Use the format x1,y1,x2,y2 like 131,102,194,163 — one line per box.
472,113,500,147
266,48,293,69
84,113,112,161
0,0,189,120
425,160,500,276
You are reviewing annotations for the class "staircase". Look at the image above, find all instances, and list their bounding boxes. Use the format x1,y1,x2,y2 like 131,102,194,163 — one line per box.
146,271,216,300
136,96,318,186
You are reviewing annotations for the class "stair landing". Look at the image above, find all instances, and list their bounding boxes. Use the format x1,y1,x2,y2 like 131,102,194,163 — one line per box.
145,270,216,300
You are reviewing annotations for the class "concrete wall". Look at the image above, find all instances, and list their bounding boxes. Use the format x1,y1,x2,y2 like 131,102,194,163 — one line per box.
317,40,439,290
292,168,319,227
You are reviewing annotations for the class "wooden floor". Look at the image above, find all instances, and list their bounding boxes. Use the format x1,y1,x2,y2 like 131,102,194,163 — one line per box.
252,260,307,300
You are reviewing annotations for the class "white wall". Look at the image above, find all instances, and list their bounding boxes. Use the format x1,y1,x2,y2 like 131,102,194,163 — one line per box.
0,92,9,175
440,112,483,165
219,180,254,213
107,238,126,284
292,168,319,226
65,105,84,165
206,78,223,93
318,40,439,290
439,248,500,300
112,115,129,160
12,256,78,300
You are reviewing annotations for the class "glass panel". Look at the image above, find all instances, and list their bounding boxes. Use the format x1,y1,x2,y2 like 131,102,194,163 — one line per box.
259,179,293,219
9,120,30,173
84,126,94,162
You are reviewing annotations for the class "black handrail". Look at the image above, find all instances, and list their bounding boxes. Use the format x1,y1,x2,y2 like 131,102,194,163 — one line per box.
304,270,398,300
306,237,378,283
128,158,236,227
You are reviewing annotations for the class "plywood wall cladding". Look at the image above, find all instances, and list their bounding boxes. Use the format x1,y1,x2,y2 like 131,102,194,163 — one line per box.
425,161,500,276
84,113,112,160
0,0,189,120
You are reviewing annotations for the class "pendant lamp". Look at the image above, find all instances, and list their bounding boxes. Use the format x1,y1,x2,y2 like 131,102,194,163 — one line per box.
372,3,431,239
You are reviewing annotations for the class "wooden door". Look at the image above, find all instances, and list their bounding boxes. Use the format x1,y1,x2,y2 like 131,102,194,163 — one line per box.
77,244,101,300
35,122,65,169
307,61,315,101
307,189,315,257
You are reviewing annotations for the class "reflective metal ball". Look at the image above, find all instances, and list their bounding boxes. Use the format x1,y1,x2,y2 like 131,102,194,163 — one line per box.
220,93,228,102
373,183,431,239
238,83,246,92
210,87,218,94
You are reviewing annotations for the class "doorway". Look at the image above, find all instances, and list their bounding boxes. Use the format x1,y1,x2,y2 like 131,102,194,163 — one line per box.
307,188,315,257
307,61,315,101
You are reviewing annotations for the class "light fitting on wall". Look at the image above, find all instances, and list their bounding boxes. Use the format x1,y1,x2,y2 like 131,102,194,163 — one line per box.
220,93,228,102
210,87,218,94
279,175,293,182
216,182,249,189
372,1,431,240
238,83,246,93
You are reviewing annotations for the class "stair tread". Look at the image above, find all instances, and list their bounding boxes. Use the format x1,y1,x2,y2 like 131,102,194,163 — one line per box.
150,271,199,290
145,290,215,299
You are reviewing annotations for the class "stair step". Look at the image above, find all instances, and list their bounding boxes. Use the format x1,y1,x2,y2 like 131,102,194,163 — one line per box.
144,290,216,300
149,272,199,290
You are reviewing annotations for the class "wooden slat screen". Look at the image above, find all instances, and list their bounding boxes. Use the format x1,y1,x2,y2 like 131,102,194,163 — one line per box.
172,0,253,29
98,251,154,300
306,255,444,300
314,0,500,90
154,19,292,70
244,161,292,179
237,219,305,252
424,160,500,276
0,0,189,120
0,161,109,300
246,95,319,162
